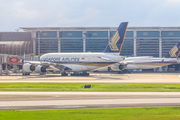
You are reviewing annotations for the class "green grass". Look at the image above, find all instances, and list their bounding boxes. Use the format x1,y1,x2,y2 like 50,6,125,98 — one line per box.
0,83,180,91
1,107,180,120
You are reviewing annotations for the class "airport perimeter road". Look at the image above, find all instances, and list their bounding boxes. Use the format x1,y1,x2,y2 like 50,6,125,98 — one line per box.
0,73,180,83
0,92,180,110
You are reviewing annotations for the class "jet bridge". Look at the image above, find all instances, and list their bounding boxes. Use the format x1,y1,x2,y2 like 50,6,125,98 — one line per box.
0,54,37,75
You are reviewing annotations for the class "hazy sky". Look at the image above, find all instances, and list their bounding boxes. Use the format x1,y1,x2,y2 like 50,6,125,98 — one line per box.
0,0,180,31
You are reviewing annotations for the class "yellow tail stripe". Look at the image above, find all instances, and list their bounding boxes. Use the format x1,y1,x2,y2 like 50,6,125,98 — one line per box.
119,22,129,53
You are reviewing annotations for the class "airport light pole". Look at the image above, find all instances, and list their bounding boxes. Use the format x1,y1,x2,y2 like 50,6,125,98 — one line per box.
0,55,2,75
38,31,41,60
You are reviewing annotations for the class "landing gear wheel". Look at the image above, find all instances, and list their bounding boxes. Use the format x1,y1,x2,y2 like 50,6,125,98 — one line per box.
61,72,68,76
70,72,89,76
82,72,89,76
23,72,30,76
82,73,89,76
70,73,75,76
70,72,79,76
118,70,131,74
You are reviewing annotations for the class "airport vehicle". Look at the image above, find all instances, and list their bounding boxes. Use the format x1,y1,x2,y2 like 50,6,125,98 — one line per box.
104,42,180,71
23,22,129,76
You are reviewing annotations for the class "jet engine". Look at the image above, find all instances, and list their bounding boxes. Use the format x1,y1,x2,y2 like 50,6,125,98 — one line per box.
34,65,46,73
23,63,35,72
119,64,125,70
108,67,111,71
110,63,127,71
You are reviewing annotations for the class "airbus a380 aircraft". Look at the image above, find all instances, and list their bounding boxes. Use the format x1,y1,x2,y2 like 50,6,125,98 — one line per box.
23,22,129,76
104,42,180,72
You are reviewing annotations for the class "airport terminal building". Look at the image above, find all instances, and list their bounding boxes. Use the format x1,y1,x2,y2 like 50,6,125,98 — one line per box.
1,26,180,71
21,26,180,58
1,26,180,57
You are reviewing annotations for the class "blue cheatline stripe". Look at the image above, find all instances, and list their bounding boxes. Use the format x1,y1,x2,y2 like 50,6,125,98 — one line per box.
53,62,117,64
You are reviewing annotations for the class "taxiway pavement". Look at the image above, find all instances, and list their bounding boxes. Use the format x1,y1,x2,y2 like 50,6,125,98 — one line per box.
0,73,180,83
0,92,180,110
1,73,180,110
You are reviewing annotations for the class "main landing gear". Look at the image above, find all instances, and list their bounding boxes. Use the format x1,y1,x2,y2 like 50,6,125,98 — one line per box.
61,72,68,76
61,72,90,76
70,72,89,76
22,72,30,76
118,70,131,74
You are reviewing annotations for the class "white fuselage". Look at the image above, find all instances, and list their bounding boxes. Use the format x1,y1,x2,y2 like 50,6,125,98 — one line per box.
97,56,178,71
123,57,178,70
40,53,124,72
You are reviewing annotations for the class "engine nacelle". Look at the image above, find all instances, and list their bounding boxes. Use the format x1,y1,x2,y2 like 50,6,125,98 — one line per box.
119,64,125,70
108,67,111,71
23,63,35,72
110,64,126,71
34,65,46,73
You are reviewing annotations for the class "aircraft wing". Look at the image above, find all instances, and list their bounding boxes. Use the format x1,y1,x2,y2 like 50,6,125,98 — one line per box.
98,57,116,62
25,61,69,71
119,61,134,65
26,61,43,66
26,61,53,67
46,64,62,71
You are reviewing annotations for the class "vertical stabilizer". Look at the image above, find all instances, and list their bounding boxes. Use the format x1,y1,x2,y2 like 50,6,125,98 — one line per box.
165,42,180,58
103,22,129,53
